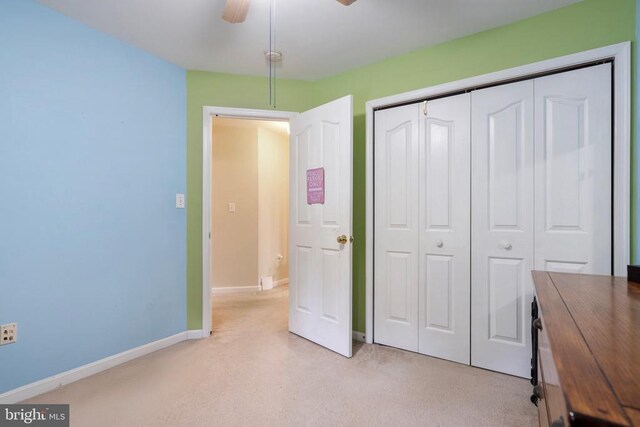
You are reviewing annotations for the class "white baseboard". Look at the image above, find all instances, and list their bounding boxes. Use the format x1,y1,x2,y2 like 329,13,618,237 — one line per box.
352,331,366,342
0,331,187,404
187,329,207,339
211,285,260,294
273,278,289,287
211,281,287,294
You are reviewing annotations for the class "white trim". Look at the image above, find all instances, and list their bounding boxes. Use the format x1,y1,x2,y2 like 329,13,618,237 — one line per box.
273,278,289,287
365,98,375,345
187,329,206,339
211,285,261,294
202,107,298,337
612,44,632,276
364,42,631,345
352,331,366,342
0,332,187,404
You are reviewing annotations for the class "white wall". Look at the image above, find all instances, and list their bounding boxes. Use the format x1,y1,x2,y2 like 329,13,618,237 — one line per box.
258,128,289,285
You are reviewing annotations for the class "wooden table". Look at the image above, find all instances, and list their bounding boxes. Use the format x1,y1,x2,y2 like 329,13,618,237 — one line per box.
532,271,640,426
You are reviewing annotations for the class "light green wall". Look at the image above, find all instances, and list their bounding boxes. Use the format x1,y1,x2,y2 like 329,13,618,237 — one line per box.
187,0,636,331
313,0,635,333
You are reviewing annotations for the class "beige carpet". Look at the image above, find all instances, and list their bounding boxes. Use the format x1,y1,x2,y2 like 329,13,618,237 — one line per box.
26,286,537,426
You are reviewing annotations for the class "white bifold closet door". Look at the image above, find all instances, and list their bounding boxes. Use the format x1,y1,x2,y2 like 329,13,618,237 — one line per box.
471,80,535,378
533,64,612,275
471,64,612,377
374,64,611,376
374,95,471,363
418,94,471,364
374,103,420,352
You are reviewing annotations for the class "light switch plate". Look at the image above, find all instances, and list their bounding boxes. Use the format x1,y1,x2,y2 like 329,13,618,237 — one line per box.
228,202,236,213
176,193,185,209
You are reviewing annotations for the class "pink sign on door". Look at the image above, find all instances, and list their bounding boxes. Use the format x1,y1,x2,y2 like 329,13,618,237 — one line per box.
306,167,325,205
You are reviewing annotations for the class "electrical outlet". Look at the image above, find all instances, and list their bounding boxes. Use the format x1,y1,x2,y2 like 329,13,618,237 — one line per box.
1,323,17,346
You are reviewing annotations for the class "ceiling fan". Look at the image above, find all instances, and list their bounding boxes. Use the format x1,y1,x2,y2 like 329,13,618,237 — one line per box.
223,0,358,24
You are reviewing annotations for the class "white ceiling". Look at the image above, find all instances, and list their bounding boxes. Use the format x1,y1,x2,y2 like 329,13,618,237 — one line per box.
36,0,580,81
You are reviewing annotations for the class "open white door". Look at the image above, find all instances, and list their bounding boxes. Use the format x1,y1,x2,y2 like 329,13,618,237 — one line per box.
289,95,353,357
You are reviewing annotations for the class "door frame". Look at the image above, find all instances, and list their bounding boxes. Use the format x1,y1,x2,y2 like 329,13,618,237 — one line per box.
202,106,298,337
364,42,631,344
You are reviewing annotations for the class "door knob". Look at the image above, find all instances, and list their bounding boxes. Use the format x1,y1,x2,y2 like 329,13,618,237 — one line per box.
500,241,512,250
533,318,543,331
436,240,443,248
337,235,348,244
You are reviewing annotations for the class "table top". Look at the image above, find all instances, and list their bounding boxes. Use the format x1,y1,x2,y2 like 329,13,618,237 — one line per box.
532,271,640,426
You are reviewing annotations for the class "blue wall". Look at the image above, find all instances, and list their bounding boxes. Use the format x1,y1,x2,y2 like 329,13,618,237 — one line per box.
0,0,186,394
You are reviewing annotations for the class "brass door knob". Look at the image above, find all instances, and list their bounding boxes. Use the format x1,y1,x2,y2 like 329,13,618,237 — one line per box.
337,235,348,244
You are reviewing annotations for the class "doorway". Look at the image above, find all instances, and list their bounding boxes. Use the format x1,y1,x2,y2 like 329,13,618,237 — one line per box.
208,116,291,331
202,97,355,357
202,107,297,338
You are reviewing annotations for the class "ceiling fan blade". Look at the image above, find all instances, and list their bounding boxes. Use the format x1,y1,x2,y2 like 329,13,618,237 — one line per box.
222,0,250,24
336,0,357,5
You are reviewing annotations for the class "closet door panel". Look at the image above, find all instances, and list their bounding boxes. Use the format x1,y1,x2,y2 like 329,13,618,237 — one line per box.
534,64,612,275
471,80,534,378
418,93,471,364
374,104,420,351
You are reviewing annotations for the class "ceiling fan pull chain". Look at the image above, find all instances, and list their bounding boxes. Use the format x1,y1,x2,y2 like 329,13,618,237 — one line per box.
273,0,277,108
268,0,272,106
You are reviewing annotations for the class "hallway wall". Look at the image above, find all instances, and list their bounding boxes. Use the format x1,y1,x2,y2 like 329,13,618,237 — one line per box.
211,121,289,290
211,124,259,288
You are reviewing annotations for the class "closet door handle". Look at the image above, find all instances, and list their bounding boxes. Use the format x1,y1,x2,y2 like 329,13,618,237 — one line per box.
500,241,512,250
436,240,443,248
